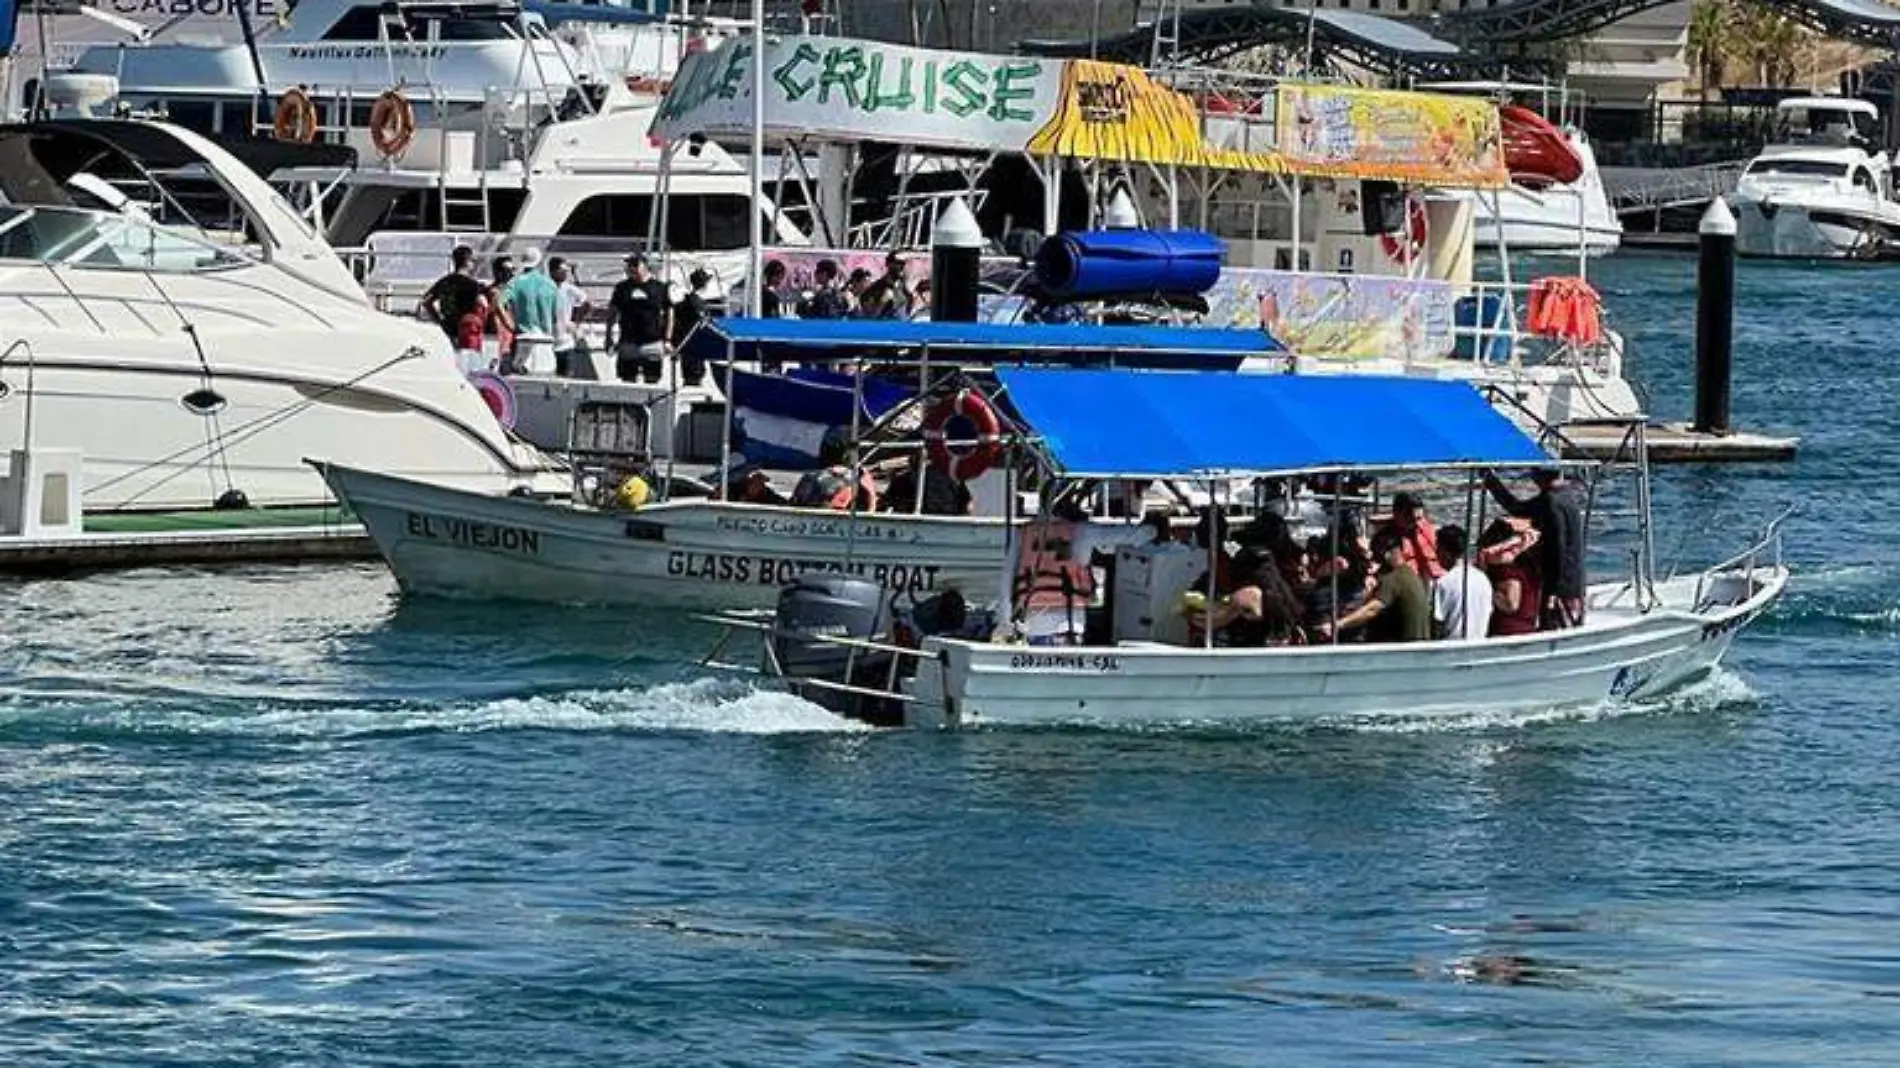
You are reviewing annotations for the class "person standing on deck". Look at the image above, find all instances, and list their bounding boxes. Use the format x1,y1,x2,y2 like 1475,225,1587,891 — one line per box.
419,244,481,344
607,254,672,385
548,256,591,377
501,247,561,375
1484,466,1587,628
485,255,518,369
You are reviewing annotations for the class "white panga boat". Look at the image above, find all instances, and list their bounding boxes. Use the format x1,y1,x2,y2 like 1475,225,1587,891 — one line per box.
1732,97,1900,260
313,317,1274,607
708,369,1788,729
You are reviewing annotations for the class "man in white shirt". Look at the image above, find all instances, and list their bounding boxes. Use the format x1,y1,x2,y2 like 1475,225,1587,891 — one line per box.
548,256,591,378
1430,524,1493,641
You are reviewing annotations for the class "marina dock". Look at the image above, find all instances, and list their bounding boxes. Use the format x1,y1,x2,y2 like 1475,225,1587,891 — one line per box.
0,508,372,574
1560,422,1800,463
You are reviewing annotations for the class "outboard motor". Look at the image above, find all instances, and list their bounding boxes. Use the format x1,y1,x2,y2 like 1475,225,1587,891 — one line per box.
770,576,901,724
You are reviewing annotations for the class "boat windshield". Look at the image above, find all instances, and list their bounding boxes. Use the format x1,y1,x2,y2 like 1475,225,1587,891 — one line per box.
1773,106,1877,146
0,205,245,272
1746,158,1849,178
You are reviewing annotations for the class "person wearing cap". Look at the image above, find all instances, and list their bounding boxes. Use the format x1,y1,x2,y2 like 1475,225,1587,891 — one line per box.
856,251,915,320
1316,527,1431,644
1380,491,1444,580
670,267,723,387
501,247,561,375
1484,465,1586,628
607,253,672,384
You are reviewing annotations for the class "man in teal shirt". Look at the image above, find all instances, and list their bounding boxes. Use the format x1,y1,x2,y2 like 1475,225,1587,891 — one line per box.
502,247,562,373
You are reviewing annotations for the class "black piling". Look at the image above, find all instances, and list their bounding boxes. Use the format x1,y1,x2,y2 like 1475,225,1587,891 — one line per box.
930,197,982,323
1693,197,1736,436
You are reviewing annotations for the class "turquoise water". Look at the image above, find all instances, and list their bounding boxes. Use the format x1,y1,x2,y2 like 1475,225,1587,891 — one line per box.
4,254,1898,1065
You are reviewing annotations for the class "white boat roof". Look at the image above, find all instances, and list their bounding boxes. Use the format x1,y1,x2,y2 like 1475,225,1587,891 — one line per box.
1777,96,1878,116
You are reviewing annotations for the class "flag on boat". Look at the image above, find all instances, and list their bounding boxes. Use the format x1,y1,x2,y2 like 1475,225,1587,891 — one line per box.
717,365,912,470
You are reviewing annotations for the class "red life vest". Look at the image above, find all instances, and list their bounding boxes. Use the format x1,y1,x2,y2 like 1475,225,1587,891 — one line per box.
1013,519,1094,614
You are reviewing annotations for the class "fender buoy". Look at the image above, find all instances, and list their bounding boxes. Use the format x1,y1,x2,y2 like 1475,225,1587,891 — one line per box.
467,370,516,430
370,89,416,159
272,88,317,144
922,388,1002,482
1380,195,1428,263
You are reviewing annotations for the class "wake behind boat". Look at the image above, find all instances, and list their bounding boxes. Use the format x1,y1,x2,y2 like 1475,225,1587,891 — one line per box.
710,370,1788,729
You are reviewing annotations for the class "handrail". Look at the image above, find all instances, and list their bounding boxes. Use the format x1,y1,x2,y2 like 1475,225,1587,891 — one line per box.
1692,503,1792,610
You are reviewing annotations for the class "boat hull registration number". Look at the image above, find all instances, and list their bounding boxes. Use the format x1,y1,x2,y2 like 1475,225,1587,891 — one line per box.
1006,652,1123,672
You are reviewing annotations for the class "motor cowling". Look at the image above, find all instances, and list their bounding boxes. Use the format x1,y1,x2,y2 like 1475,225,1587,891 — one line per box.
771,575,890,686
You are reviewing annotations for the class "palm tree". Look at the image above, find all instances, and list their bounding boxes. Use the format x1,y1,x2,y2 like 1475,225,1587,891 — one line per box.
1687,0,1737,100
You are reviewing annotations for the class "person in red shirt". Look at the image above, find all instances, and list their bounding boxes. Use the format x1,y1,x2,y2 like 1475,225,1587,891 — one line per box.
1381,491,1444,581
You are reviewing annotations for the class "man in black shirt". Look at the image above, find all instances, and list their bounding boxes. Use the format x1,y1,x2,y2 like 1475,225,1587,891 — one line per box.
418,244,481,343
1485,466,1587,627
883,453,971,516
606,253,671,384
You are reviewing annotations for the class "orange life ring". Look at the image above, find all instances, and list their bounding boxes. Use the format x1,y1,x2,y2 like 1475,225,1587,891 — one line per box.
922,388,1002,482
369,89,416,159
1380,195,1428,262
272,88,317,144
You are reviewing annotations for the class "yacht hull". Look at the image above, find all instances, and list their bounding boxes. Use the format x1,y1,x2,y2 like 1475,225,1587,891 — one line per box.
1733,198,1900,259
0,357,543,512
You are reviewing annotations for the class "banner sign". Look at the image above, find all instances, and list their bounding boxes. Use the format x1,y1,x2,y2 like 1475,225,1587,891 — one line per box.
654,35,1057,154
1274,85,1508,188
1204,268,1457,362
653,36,1505,186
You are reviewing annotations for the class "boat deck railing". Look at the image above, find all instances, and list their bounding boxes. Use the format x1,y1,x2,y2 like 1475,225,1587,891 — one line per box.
1691,504,1791,612
698,611,948,722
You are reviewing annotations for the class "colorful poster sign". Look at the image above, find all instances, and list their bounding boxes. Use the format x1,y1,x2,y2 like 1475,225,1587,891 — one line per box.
1205,268,1457,362
1275,85,1508,188
654,36,1507,186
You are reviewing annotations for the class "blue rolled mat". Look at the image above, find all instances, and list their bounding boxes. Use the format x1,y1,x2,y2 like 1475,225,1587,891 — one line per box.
1034,229,1225,300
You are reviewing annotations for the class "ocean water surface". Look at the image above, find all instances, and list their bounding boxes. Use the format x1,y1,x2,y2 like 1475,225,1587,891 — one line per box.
3,254,1898,1065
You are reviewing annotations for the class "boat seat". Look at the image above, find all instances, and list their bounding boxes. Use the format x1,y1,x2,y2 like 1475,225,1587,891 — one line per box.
566,399,653,509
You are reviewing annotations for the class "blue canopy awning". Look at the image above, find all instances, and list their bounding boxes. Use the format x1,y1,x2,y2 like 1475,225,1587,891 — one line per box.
684,318,1279,371
997,369,1549,478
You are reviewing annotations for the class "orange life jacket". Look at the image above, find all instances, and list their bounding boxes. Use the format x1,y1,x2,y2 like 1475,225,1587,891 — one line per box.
1012,519,1094,614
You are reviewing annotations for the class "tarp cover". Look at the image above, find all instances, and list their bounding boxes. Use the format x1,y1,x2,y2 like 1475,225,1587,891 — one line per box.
684,317,1279,371
997,369,1548,477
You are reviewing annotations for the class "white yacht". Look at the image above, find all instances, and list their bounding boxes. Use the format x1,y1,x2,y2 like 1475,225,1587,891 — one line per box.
52,0,800,303
1476,129,1621,257
1423,84,1622,257
63,0,586,131
1731,97,1900,259
0,117,550,512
